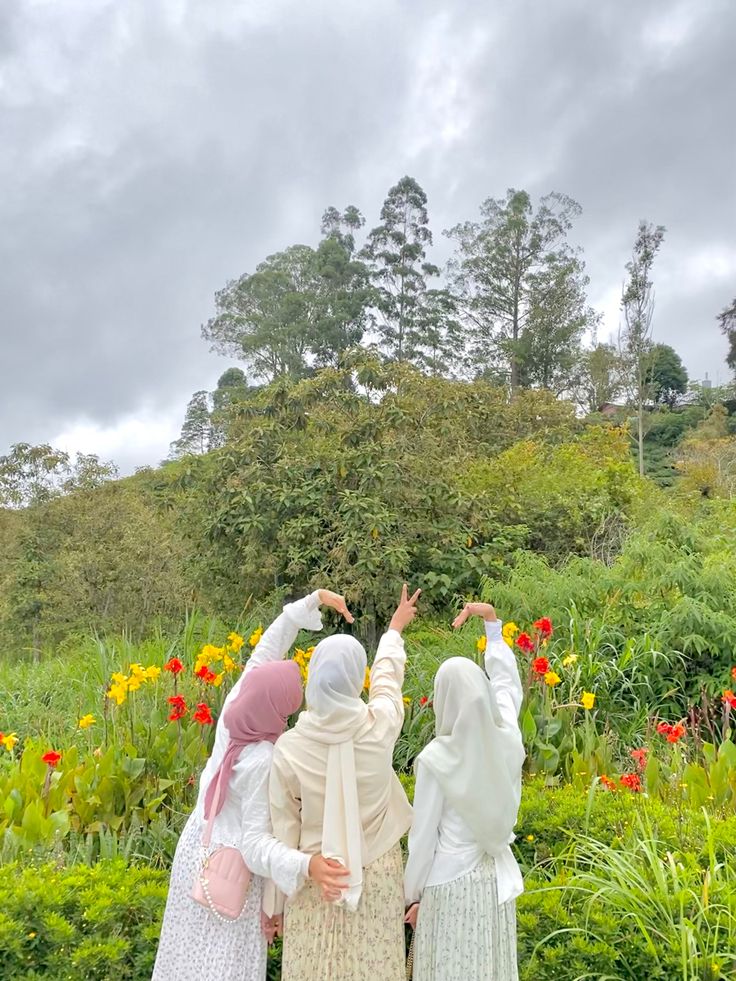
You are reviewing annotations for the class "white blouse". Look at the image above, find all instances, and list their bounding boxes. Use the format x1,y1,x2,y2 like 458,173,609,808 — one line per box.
192,592,323,896
404,620,524,908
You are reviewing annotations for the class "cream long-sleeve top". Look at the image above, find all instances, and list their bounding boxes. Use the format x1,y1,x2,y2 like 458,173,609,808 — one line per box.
269,628,414,879
404,620,524,908
191,592,324,897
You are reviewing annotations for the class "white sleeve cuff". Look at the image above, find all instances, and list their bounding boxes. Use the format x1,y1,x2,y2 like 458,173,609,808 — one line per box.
485,620,503,641
299,852,312,880
283,593,324,632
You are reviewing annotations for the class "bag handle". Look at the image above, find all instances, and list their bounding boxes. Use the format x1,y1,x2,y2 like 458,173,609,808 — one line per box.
202,765,227,850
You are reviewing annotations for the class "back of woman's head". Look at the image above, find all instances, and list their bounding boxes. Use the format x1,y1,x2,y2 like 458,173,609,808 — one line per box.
306,634,367,716
433,657,489,737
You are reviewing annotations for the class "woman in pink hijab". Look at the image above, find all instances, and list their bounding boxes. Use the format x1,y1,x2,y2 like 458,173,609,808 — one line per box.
152,589,351,981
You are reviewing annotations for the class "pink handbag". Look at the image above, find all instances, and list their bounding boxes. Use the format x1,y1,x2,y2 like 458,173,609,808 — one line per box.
191,768,252,921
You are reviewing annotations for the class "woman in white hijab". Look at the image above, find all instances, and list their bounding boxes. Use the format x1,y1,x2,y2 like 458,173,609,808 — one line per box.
404,601,525,981
267,584,420,981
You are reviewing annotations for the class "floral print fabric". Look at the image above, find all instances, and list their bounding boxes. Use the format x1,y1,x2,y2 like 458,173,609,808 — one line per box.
413,856,518,981
281,843,406,981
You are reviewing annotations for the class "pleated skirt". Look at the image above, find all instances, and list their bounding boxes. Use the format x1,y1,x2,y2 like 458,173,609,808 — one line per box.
281,843,405,981
151,813,267,981
412,856,518,981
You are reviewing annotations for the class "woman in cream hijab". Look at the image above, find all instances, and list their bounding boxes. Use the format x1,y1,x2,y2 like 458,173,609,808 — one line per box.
404,601,526,981
268,584,420,981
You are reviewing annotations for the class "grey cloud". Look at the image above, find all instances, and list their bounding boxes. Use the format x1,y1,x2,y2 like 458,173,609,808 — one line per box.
1,0,734,470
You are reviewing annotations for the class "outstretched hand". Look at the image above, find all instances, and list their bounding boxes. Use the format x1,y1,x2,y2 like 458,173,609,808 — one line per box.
318,590,355,624
452,602,497,629
309,854,351,902
389,583,421,635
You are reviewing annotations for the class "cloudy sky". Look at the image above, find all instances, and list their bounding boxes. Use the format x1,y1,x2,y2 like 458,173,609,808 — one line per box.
2,0,735,474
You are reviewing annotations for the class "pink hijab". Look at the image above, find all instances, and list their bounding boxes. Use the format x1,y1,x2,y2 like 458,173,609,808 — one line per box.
204,660,303,820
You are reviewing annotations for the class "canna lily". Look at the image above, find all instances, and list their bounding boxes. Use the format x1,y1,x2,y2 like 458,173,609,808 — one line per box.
562,653,578,667
107,682,127,706
227,632,245,654
78,714,96,730
364,667,371,691
42,750,62,768
533,617,553,639
195,665,218,684
581,691,596,710
722,690,736,710
249,626,264,649
531,656,550,676
630,747,649,771
516,633,535,654
732,666,736,681
476,635,487,654
599,775,617,792
223,654,239,674
502,622,519,646
619,773,642,793
192,702,214,725
164,657,184,675
403,696,411,705
1,732,18,752
167,695,188,722
544,671,561,687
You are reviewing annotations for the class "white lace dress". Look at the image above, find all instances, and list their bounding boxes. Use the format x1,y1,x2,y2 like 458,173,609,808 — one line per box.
152,594,323,981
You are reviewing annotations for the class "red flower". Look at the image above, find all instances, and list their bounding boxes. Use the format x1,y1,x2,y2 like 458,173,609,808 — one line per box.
192,702,214,726
531,656,550,676
630,747,649,771
731,666,736,681
516,633,535,654
667,723,686,744
164,657,184,675
723,690,736,710
533,617,553,639
620,773,642,793
195,665,217,684
420,696,429,707
656,722,673,737
167,695,188,721
599,775,617,792
42,750,62,768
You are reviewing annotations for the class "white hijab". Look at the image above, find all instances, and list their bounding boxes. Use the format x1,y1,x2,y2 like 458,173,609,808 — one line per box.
294,634,370,911
418,657,525,860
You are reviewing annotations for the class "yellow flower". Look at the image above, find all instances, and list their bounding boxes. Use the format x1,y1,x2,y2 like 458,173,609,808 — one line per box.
126,674,143,692
525,834,535,842
581,691,596,711
144,665,161,682
403,696,412,705
1,732,18,752
130,663,146,679
227,632,245,654
213,671,225,687
249,626,264,648
305,646,315,659
562,653,578,667
107,683,127,706
364,667,371,691
544,671,561,687
223,654,238,673
199,643,224,664
111,672,129,689
502,622,519,645
78,714,96,730
476,635,487,654
27,931,37,939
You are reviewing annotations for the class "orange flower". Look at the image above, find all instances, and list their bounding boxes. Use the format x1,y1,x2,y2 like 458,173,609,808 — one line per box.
599,775,617,792
630,747,649,771
723,690,736,710
619,773,642,793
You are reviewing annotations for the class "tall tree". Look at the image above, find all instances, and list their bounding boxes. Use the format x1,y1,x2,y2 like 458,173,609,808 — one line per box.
446,189,594,392
362,176,449,365
578,342,622,413
619,220,666,476
203,245,318,381
718,296,736,373
311,206,373,367
646,343,688,408
171,391,214,457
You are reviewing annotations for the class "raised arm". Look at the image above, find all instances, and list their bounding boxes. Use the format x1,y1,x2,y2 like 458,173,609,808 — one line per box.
452,602,522,728
404,759,443,911
369,584,420,737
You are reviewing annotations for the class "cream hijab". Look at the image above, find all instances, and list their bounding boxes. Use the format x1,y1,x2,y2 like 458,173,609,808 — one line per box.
294,634,370,911
418,656,525,859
